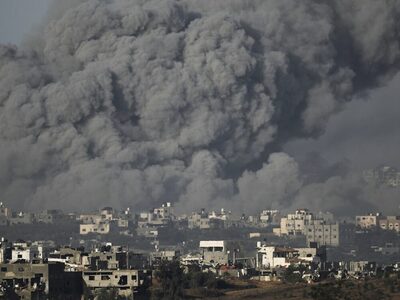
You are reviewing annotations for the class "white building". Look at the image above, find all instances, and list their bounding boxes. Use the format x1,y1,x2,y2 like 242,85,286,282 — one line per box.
256,243,320,269
256,244,298,269
209,208,231,221
11,242,42,262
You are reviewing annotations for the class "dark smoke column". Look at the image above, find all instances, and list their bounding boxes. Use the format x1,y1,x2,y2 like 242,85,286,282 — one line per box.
0,0,399,213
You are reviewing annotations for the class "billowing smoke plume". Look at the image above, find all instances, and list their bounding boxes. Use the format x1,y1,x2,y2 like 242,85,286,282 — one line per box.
1,0,400,214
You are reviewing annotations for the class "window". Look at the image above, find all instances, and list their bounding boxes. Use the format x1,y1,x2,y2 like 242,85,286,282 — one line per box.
131,275,137,281
18,254,22,258
82,229,86,232
118,275,128,285
1,267,7,272
101,275,110,280
89,275,95,281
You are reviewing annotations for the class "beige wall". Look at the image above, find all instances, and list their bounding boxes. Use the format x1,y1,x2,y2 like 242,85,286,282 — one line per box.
356,215,378,228
80,223,110,235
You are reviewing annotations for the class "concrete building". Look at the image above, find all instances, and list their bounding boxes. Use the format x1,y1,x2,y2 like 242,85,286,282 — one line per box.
256,244,299,269
9,212,33,225
137,202,175,230
0,262,82,299
0,203,11,218
79,214,103,224
100,207,114,220
273,209,314,236
304,220,339,247
80,222,110,235
256,243,323,269
259,210,280,226
273,209,339,246
11,242,42,263
356,213,382,229
153,202,174,221
199,240,235,265
150,250,180,266
136,226,159,238
48,247,89,270
379,216,400,232
34,209,65,224
83,269,150,298
209,208,231,221
188,210,224,229
89,246,128,271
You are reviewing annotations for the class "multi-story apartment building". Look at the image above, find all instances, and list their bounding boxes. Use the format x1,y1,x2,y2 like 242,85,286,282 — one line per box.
304,220,339,247
273,209,339,246
273,209,314,236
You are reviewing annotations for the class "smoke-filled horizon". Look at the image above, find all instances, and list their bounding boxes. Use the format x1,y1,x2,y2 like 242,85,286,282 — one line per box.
1,0,400,215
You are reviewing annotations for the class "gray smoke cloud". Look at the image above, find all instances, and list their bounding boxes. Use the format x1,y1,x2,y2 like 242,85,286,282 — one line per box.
1,0,400,214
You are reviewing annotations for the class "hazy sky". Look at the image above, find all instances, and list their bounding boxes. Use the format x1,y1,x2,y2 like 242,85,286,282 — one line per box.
0,0,50,45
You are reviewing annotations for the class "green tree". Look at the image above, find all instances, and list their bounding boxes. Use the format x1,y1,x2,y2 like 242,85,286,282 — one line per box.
153,261,185,300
